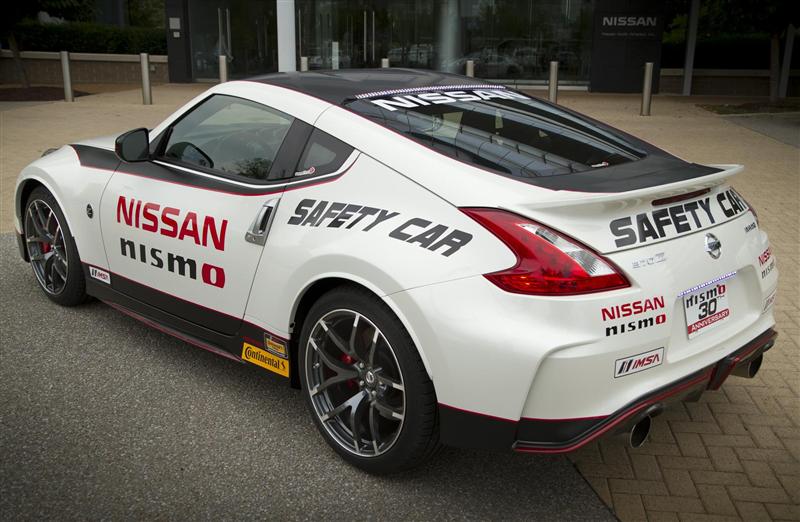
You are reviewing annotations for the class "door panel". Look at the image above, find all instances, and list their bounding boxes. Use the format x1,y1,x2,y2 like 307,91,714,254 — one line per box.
99,162,279,335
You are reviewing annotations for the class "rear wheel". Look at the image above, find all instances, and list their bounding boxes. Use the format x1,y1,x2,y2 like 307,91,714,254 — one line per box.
24,187,87,306
299,286,439,473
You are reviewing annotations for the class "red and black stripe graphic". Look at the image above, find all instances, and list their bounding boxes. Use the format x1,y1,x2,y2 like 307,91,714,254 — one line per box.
70,143,350,196
84,263,293,381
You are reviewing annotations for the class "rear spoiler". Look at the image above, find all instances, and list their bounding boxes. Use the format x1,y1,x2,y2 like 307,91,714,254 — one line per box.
527,164,743,209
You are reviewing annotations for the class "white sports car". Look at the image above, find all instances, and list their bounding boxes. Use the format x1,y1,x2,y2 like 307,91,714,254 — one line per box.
14,70,778,473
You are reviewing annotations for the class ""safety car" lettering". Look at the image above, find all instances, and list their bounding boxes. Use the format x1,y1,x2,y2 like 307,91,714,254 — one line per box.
609,188,748,248
287,199,473,257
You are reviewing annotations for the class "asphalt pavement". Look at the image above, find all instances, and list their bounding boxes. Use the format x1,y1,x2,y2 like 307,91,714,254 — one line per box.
0,234,614,521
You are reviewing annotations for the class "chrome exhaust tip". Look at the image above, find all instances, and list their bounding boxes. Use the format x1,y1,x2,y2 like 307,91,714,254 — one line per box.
732,354,763,379
629,415,652,449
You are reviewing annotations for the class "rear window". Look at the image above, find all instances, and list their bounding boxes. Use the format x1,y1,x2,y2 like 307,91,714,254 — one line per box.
295,128,353,177
346,87,646,178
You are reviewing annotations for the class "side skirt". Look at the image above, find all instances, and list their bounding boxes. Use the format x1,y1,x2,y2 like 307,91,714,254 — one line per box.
84,268,293,384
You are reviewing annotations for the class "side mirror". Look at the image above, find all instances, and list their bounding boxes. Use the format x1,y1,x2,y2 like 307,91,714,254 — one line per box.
115,128,150,162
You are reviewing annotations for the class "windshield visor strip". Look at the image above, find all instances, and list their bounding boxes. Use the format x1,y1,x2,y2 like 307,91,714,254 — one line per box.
354,84,507,100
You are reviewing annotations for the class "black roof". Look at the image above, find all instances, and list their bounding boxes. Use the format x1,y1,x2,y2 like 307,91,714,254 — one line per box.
248,69,499,105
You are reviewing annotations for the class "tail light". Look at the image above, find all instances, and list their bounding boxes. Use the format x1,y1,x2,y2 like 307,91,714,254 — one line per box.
461,208,630,296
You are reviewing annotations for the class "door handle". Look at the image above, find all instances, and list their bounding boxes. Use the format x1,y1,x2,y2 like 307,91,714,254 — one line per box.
245,198,279,246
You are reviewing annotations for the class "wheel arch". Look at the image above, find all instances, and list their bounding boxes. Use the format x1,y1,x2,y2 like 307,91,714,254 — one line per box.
16,172,78,240
288,276,435,389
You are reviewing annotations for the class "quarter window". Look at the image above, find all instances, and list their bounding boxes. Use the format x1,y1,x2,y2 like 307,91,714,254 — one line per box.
162,94,294,181
294,129,354,177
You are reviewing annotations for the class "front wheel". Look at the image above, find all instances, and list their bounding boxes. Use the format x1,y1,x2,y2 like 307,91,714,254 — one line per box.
24,187,87,306
299,287,440,473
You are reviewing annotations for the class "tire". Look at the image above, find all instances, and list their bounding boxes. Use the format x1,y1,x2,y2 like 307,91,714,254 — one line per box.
298,286,440,473
23,187,87,306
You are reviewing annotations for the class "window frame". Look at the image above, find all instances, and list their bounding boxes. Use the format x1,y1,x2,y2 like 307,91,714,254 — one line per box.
153,93,301,185
290,127,355,180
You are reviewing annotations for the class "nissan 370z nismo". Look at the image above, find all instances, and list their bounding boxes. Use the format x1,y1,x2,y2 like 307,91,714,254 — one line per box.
14,70,778,473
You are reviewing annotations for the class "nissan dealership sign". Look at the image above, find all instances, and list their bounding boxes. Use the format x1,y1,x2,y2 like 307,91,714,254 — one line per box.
599,14,661,39
590,0,664,93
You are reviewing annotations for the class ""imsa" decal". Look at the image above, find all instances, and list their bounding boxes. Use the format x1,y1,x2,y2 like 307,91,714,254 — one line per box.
614,347,664,378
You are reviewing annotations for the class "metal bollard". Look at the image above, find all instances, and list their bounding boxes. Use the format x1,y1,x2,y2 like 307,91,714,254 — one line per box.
548,61,558,103
641,62,654,116
381,58,389,68
466,60,474,77
300,56,309,72
60,51,73,102
140,53,152,105
332,41,339,70
219,55,228,83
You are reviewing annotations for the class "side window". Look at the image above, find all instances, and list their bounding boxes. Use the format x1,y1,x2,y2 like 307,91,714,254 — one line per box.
294,129,354,177
161,94,294,181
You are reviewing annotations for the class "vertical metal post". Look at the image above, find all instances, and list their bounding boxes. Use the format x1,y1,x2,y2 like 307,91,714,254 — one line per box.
140,53,152,105
778,24,795,99
297,9,302,57
332,41,339,69
276,0,297,72
226,8,232,57
300,56,309,71
682,0,700,95
363,10,367,64
381,57,389,68
60,51,73,102
218,8,224,54
641,62,654,116
548,61,558,103
219,55,228,82
466,59,474,77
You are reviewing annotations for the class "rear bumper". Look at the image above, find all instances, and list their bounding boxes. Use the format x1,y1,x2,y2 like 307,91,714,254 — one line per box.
438,328,777,452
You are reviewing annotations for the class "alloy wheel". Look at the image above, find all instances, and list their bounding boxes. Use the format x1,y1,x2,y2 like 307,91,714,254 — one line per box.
25,199,69,295
305,309,406,457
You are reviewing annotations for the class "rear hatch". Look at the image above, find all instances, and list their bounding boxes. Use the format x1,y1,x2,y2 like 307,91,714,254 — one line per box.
509,165,773,356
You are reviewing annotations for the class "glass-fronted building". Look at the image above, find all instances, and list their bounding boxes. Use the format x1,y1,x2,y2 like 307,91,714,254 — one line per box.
166,0,664,91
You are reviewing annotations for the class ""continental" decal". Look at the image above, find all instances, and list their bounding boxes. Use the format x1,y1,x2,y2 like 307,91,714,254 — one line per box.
242,342,289,377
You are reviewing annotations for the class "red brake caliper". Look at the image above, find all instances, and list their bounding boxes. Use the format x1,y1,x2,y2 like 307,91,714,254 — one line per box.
41,242,51,254
340,354,357,390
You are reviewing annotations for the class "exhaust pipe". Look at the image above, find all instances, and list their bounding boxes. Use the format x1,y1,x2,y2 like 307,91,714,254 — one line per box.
732,354,763,379
629,415,652,448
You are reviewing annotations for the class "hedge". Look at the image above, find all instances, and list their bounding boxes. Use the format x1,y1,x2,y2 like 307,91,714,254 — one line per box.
662,34,800,69
13,21,167,55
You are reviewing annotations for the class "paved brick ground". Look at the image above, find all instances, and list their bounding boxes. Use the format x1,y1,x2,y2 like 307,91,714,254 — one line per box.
1,86,798,520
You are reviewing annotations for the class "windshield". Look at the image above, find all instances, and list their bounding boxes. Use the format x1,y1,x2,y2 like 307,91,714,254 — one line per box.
346,87,646,178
